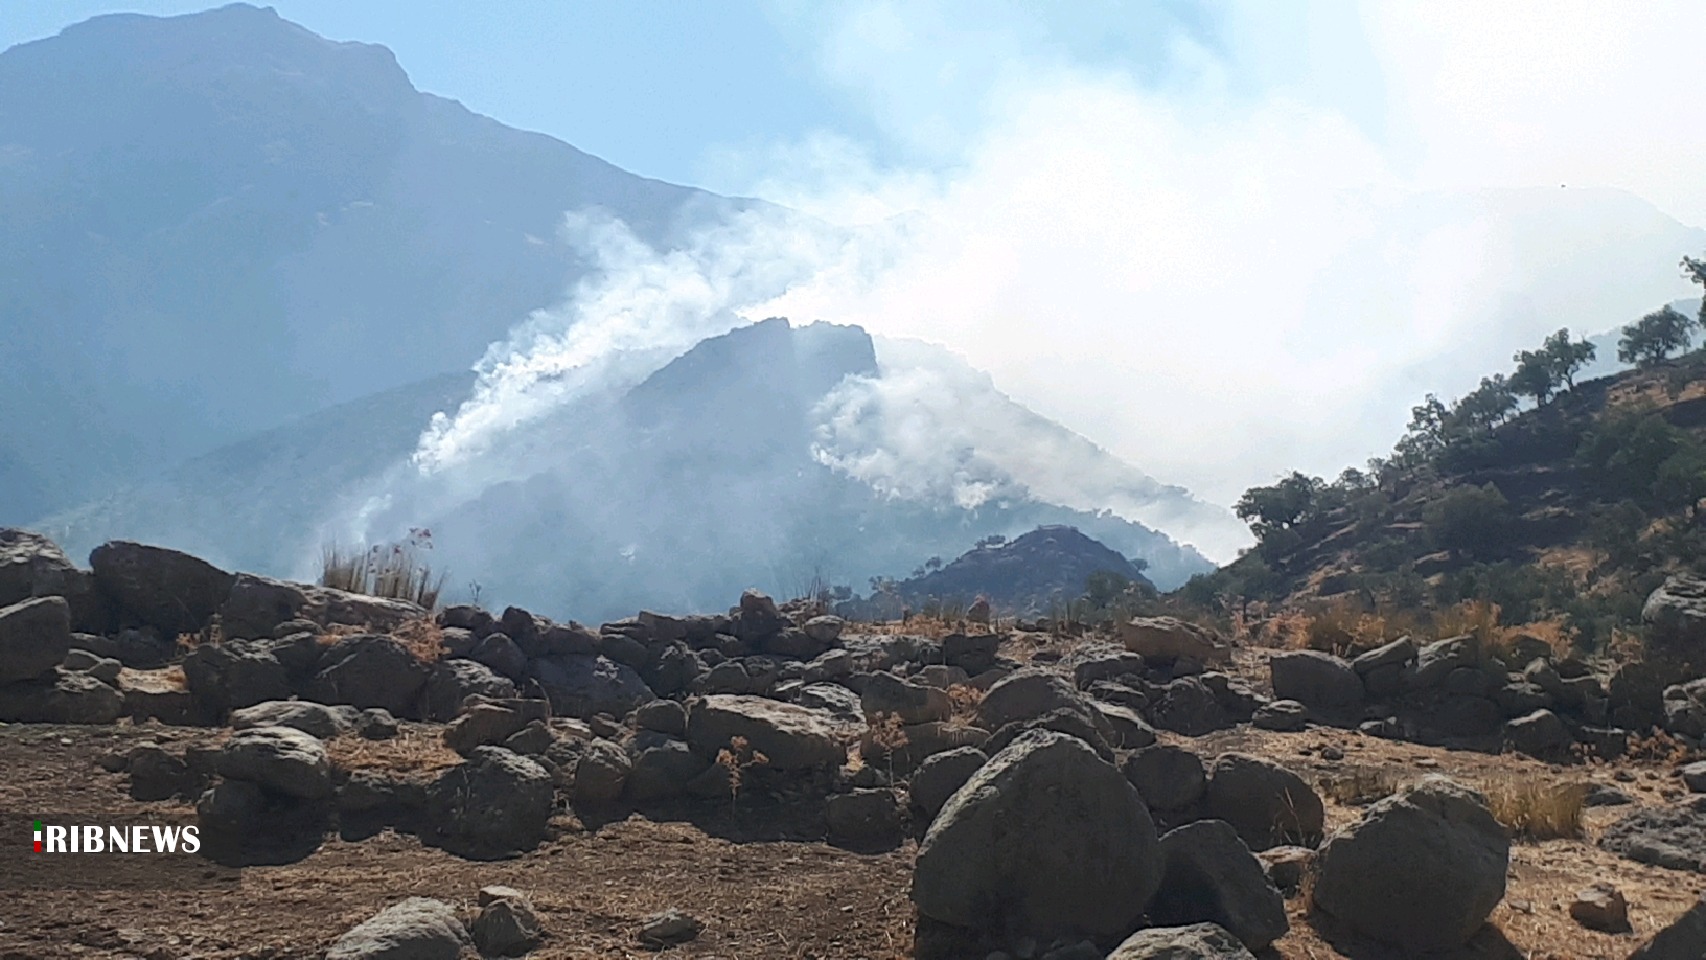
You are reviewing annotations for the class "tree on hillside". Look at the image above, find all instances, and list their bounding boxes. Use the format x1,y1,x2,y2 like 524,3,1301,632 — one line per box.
1423,483,1514,560
1392,395,1449,466
1685,253,1706,324
1618,305,1697,368
1235,472,1324,536
1512,328,1596,403
1447,374,1519,434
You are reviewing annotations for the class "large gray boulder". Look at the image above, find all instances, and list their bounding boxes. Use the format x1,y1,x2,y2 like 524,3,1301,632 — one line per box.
90,541,235,636
325,897,472,960
687,694,857,770
1503,708,1573,761
0,596,71,684
0,667,122,723
1204,753,1323,850
908,747,987,821
1120,617,1231,664
1149,820,1287,951
310,635,432,717
1268,651,1362,713
0,530,100,632
230,700,354,740
219,573,424,640
182,640,293,714
1311,775,1510,951
217,725,333,799
528,654,654,719
1644,574,1706,648
860,672,950,724
1123,744,1207,812
1150,677,1229,736
912,730,1162,941
425,746,554,857
421,658,517,722
1106,922,1254,959
976,670,1094,731
1631,895,1706,960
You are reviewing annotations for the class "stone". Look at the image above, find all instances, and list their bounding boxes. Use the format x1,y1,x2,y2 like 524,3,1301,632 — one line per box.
0,666,122,723
230,700,353,740
219,573,423,640
1643,573,1706,647
1252,699,1309,732
470,887,542,956
1124,744,1207,812
325,897,472,960
1351,636,1415,675
1600,797,1706,872
182,640,292,714
444,700,551,756
0,529,101,632
984,707,1115,763
909,747,987,821
90,541,234,637
1094,702,1157,749
421,658,516,722
1120,617,1232,665
687,694,859,770
1311,776,1509,951
913,730,1162,941
529,654,655,719
1503,708,1574,761
468,631,528,681
943,632,1001,674
424,746,553,856
1269,651,1362,714
118,666,195,724
1569,883,1630,933
625,736,710,802
563,737,631,803
796,682,865,725
218,725,333,799
1403,636,1473,691
1150,820,1288,951
1150,677,1230,736
639,909,703,947
1256,846,1313,894
825,788,904,850
861,671,952,724
1630,895,1706,960
310,635,431,718
0,596,71,684
1106,923,1254,959
1204,753,1323,850
635,698,688,735
976,670,1093,731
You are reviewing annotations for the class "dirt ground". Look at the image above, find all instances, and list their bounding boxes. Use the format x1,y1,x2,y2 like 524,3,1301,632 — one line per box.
0,713,1700,959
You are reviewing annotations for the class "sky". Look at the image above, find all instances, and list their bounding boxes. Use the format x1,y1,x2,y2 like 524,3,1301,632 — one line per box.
11,1,1706,556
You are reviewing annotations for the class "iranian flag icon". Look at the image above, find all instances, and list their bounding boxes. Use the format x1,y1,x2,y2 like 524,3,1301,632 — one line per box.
33,820,42,852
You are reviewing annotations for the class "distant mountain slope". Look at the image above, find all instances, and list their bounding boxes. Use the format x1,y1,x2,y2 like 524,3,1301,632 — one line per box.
0,3,753,520
888,525,1155,615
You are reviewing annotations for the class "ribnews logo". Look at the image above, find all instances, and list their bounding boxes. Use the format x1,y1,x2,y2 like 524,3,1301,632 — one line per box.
31,819,201,854
3,813,234,890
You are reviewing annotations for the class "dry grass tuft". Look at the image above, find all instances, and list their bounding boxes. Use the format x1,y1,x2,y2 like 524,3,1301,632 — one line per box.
1318,766,1402,806
320,528,445,610
327,727,461,774
1481,779,1587,841
390,618,446,663
944,684,984,728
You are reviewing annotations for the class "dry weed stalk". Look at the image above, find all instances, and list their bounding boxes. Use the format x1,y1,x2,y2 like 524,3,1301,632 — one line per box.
715,735,769,814
1481,779,1587,841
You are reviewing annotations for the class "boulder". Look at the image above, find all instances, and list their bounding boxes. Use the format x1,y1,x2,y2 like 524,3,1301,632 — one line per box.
325,897,472,960
1403,636,1474,691
1630,895,1706,960
1350,636,1415,675
687,694,858,770
310,635,431,717
825,788,904,850
1251,699,1309,732
1268,651,1362,713
976,670,1093,731
1095,702,1157,749
182,640,293,714
0,668,123,723
908,747,987,821
443,700,551,757
424,746,553,857
89,541,234,636
1599,796,1706,872
638,909,703,948
1121,617,1231,664
529,654,654,719
1311,775,1509,951
470,887,542,957
1150,678,1229,736
913,730,1162,941
860,672,951,724
985,707,1115,763
217,725,333,799
64,648,122,684
635,698,688,736
1568,883,1630,933
1643,574,1706,647
0,596,71,684
1204,753,1323,850
1106,923,1254,959
421,658,516,722
218,573,423,639
0,529,101,632
467,632,528,682
625,736,711,802
229,700,353,740
1149,820,1288,952
118,667,196,724
1503,708,1574,762
1123,744,1206,812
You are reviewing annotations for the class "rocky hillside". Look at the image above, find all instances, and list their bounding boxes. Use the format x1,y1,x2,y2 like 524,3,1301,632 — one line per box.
1193,296,1706,648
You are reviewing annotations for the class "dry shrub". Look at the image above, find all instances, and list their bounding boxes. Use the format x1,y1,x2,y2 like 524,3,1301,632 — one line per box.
328,727,461,774
1318,766,1401,806
1497,617,1575,662
390,618,446,663
1432,599,1503,655
1481,779,1586,841
715,735,769,811
945,684,984,727
1278,597,1415,656
320,528,445,610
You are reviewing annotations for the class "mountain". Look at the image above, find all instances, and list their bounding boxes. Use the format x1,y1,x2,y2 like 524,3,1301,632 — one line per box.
0,3,752,520
882,524,1156,616
40,319,1219,621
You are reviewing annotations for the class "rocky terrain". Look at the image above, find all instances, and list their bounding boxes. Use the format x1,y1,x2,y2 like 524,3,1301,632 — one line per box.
5,529,1706,958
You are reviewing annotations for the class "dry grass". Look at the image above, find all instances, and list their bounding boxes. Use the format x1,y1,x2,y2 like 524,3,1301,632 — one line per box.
1271,598,1417,656
1317,766,1401,806
320,530,445,610
390,618,447,663
326,726,462,774
1480,778,1587,841
944,684,984,728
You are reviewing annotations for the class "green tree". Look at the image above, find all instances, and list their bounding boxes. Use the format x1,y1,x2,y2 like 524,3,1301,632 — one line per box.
1235,472,1325,541
1512,328,1596,403
1084,569,1132,608
1618,305,1697,368
1576,409,1684,501
1655,444,1706,517
1392,394,1449,465
1684,253,1706,325
1447,374,1519,435
1423,483,1514,559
